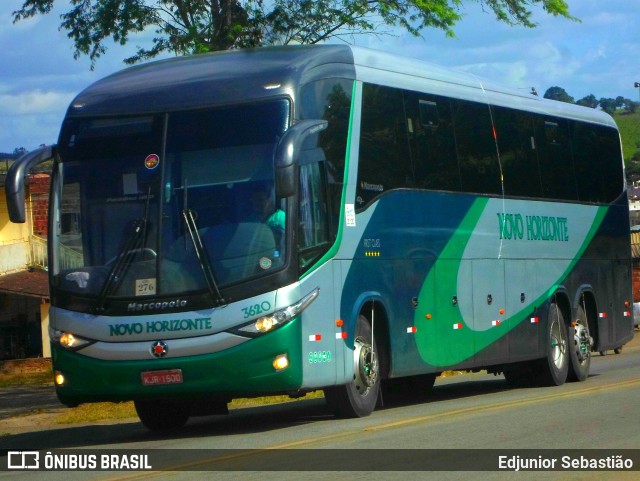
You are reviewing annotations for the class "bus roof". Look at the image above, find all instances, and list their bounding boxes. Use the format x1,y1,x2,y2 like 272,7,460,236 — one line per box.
66,44,616,129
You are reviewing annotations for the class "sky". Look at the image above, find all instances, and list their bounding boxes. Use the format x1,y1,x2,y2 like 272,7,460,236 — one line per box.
0,0,639,153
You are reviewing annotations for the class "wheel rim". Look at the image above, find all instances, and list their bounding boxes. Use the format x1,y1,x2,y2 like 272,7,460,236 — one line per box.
550,318,567,369
572,320,590,363
353,335,378,396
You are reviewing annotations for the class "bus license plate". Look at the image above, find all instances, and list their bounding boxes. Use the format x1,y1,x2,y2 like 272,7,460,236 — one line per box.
141,369,183,386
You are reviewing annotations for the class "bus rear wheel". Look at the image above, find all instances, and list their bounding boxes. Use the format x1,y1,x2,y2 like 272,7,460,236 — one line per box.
324,315,380,418
134,399,189,432
567,305,591,382
535,303,569,386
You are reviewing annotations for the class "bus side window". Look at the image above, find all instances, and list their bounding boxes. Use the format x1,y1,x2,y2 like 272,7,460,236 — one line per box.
298,161,331,273
451,99,501,195
493,106,543,198
418,100,440,129
356,83,412,208
406,92,460,192
537,117,578,201
572,123,623,203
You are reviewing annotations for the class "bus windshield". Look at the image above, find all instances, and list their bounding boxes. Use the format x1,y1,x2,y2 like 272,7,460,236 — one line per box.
53,99,290,305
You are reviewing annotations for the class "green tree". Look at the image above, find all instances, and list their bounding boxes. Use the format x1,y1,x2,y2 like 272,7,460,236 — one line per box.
616,97,637,114
598,98,617,115
576,94,598,108
13,1,576,68
543,86,575,103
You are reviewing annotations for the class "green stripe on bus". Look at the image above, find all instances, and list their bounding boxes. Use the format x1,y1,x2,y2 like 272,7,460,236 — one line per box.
414,200,608,367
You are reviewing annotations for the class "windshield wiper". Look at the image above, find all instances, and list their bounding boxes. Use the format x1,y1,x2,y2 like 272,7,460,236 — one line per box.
94,187,153,314
181,176,225,305
94,217,146,313
182,208,226,306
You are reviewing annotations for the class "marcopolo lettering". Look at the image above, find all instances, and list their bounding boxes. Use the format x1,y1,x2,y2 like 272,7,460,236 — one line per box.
497,212,568,242
127,299,188,312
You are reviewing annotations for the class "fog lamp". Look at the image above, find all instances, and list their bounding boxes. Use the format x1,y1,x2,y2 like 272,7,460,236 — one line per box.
54,371,65,386
273,354,289,371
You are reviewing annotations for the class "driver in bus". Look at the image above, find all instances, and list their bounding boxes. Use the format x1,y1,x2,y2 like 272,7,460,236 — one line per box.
249,185,285,232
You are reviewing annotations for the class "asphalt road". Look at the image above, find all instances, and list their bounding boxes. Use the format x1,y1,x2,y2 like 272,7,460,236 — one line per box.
0,331,638,480
0,385,61,420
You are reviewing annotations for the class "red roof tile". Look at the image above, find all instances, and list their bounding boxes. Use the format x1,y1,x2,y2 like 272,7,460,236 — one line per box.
0,270,49,298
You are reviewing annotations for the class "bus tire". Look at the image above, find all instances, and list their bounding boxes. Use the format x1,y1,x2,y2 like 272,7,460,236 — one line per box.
535,303,569,386
567,305,591,382
324,315,380,418
134,399,189,432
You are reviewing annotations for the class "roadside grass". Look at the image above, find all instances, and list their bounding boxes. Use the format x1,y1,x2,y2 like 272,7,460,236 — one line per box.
0,370,52,388
55,392,326,425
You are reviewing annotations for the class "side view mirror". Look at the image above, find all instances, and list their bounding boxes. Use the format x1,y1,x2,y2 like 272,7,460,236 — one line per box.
5,145,56,223
274,120,327,198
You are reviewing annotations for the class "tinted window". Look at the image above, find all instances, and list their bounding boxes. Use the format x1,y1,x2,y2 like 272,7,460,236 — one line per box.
355,83,622,205
406,92,461,192
300,79,352,238
493,107,542,198
357,84,412,207
536,117,578,200
572,123,623,202
298,162,331,273
451,100,501,195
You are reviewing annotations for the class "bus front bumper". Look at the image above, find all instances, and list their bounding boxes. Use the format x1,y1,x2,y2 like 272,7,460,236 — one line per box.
51,318,303,406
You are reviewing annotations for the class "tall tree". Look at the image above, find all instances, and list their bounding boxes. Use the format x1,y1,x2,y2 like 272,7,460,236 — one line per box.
598,98,617,115
576,94,598,108
543,86,574,104
13,1,576,68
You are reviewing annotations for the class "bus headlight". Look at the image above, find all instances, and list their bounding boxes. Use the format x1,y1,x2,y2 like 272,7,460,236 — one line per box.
49,327,94,351
232,288,319,337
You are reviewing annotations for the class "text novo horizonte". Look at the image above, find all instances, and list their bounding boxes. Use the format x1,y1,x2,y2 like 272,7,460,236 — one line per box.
109,318,212,336
497,213,568,242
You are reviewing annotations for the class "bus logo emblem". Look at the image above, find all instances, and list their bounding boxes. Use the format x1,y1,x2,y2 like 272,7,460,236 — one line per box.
144,154,160,169
151,340,168,358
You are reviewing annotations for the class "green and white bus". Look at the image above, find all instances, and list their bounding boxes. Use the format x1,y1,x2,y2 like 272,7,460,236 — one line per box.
6,45,634,430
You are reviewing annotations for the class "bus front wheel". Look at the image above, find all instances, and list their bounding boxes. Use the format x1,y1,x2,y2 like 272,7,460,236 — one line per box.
324,315,380,418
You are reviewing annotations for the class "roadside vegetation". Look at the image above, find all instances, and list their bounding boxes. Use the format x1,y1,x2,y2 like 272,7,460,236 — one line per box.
614,111,640,172
55,393,327,425
0,366,52,388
